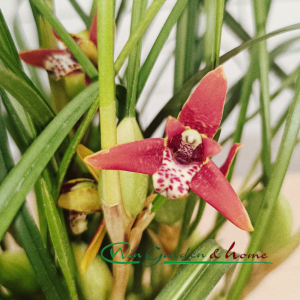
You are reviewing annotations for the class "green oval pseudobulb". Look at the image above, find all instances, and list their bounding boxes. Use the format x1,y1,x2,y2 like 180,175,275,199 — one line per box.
247,190,293,253
117,117,148,218
0,251,40,295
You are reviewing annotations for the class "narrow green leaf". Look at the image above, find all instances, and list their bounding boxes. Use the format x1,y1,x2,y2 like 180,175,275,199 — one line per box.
144,22,300,137
13,15,48,101
0,89,37,151
213,0,225,68
228,70,300,300
40,179,78,300
253,0,272,180
0,65,54,128
69,0,91,28
125,0,147,117
114,0,167,74
137,0,189,97
0,104,14,184
155,240,234,300
14,204,71,300
0,10,22,68
0,82,98,241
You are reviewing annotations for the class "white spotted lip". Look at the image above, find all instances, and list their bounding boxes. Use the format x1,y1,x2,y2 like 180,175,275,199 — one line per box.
153,148,200,199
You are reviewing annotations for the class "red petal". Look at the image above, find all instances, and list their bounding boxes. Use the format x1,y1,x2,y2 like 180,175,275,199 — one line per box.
203,138,222,158
178,66,227,138
89,13,97,46
85,139,165,175
19,49,81,80
219,143,243,176
190,159,253,231
84,73,92,86
165,117,185,139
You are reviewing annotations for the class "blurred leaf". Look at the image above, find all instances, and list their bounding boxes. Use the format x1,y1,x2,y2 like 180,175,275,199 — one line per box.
0,103,14,184
155,240,234,300
13,15,48,101
0,82,98,241
14,203,71,300
0,251,41,295
69,0,91,28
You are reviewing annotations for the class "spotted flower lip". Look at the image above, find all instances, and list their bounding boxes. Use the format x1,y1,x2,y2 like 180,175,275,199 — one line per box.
85,66,254,232
19,14,97,85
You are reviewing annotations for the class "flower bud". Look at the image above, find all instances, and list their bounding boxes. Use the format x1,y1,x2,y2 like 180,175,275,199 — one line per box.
72,243,112,300
117,117,148,218
0,251,40,295
58,179,101,234
246,190,293,253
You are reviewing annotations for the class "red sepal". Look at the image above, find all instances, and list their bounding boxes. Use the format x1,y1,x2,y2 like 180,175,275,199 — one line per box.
85,139,165,175
89,13,97,46
165,117,185,139
190,159,253,231
219,143,243,176
178,66,227,138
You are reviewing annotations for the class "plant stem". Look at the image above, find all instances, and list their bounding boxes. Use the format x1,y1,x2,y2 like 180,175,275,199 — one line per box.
253,0,272,181
97,0,121,204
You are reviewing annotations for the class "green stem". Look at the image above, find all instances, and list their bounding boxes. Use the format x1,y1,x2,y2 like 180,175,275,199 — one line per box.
175,191,198,254
97,0,121,206
228,70,300,300
253,0,272,181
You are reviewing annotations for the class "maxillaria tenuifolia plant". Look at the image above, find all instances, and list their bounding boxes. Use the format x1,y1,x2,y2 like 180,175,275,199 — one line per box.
0,1,300,300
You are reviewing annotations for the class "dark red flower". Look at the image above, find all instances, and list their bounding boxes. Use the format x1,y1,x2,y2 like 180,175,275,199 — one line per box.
86,66,253,232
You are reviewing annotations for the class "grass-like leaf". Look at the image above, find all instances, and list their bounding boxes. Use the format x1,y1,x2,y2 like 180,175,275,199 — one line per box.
155,240,234,300
228,69,300,300
0,82,98,241
14,204,71,300
137,0,189,97
40,179,78,300
144,22,300,137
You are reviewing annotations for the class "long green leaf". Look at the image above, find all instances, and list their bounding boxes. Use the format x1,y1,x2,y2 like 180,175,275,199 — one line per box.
14,204,71,300
137,0,189,97
0,105,70,300
155,240,234,300
40,179,78,300
0,82,98,241
228,69,300,300
144,22,300,137
0,65,54,128
114,0,167,74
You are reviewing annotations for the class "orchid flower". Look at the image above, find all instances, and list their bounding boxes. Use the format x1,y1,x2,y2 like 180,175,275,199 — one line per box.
19,15,97,85
85,66,254,232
